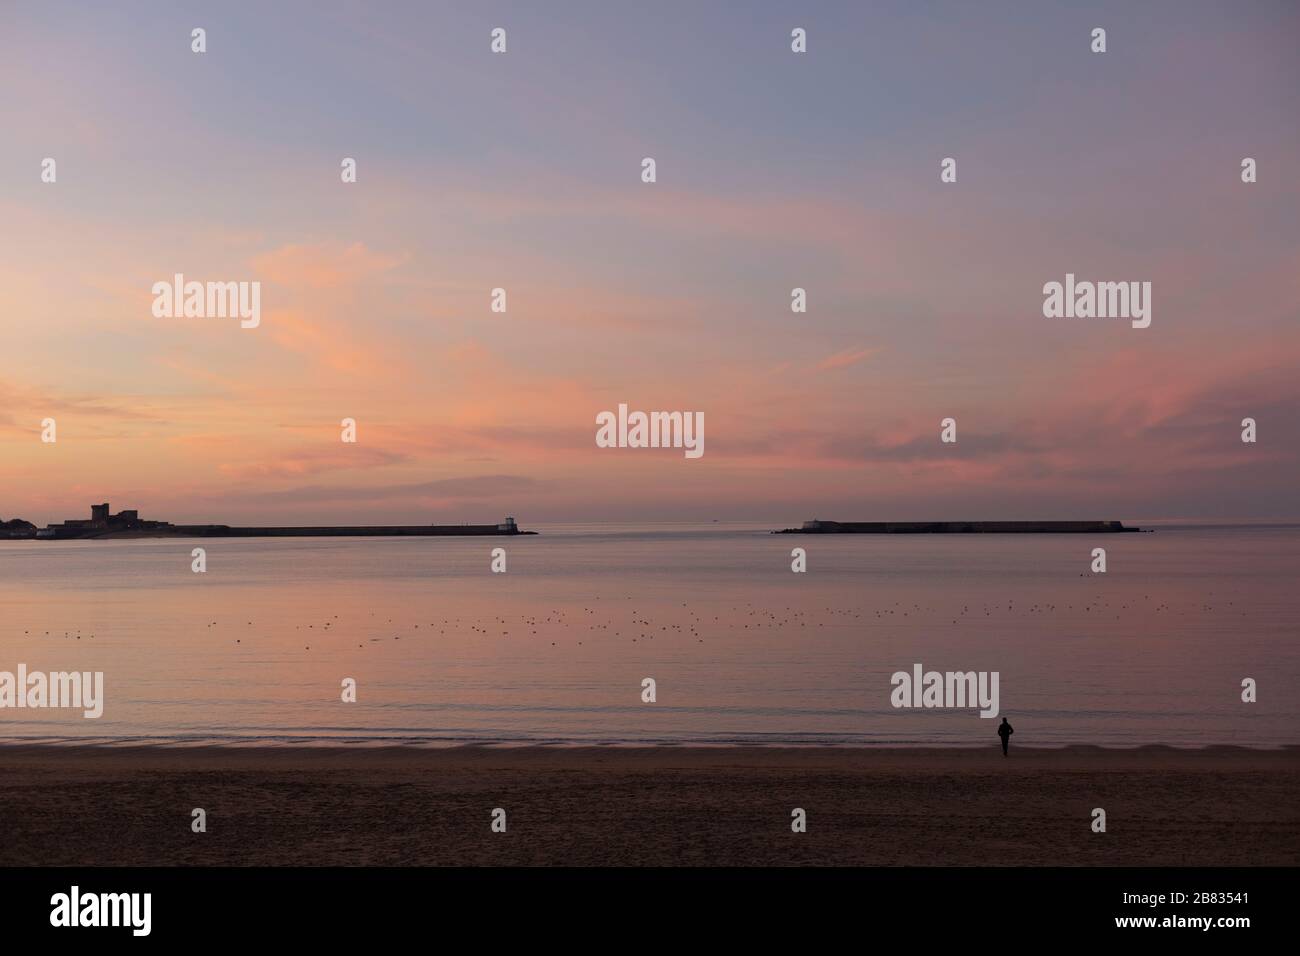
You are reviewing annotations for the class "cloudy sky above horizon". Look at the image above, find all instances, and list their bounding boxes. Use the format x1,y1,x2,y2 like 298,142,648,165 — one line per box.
2,0,1298,525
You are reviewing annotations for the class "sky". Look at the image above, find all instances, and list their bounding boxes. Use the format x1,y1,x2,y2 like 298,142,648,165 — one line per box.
1,0,1298,525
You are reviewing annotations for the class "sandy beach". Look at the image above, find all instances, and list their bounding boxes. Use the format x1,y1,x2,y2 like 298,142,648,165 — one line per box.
1,744,1296,866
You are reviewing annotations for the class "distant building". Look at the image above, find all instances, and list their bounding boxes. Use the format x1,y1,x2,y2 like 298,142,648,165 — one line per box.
37,503,172,538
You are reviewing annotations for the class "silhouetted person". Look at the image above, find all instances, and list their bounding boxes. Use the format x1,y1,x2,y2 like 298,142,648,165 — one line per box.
998,717,1013,756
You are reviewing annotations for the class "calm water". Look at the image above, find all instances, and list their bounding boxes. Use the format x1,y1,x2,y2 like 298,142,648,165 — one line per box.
1,523,1297,747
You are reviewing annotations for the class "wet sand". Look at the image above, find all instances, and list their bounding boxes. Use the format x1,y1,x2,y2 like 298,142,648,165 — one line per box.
1,744,1296,866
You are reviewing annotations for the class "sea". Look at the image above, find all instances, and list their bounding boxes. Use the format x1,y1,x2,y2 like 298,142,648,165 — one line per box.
2,522,1297,747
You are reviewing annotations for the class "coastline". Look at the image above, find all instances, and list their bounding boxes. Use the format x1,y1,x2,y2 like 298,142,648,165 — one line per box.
5,503,533,539
3,743,1295,866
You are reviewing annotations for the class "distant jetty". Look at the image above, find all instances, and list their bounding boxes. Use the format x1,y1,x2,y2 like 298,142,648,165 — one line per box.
18,504,535,540
775,519,1140,534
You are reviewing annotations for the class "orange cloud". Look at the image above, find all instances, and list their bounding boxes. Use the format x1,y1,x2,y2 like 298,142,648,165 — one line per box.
817,347,880,371
251,242,407,288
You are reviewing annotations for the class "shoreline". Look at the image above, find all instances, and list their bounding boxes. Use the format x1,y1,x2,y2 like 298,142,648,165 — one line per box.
3,743,1296,866
1,739,1297,752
